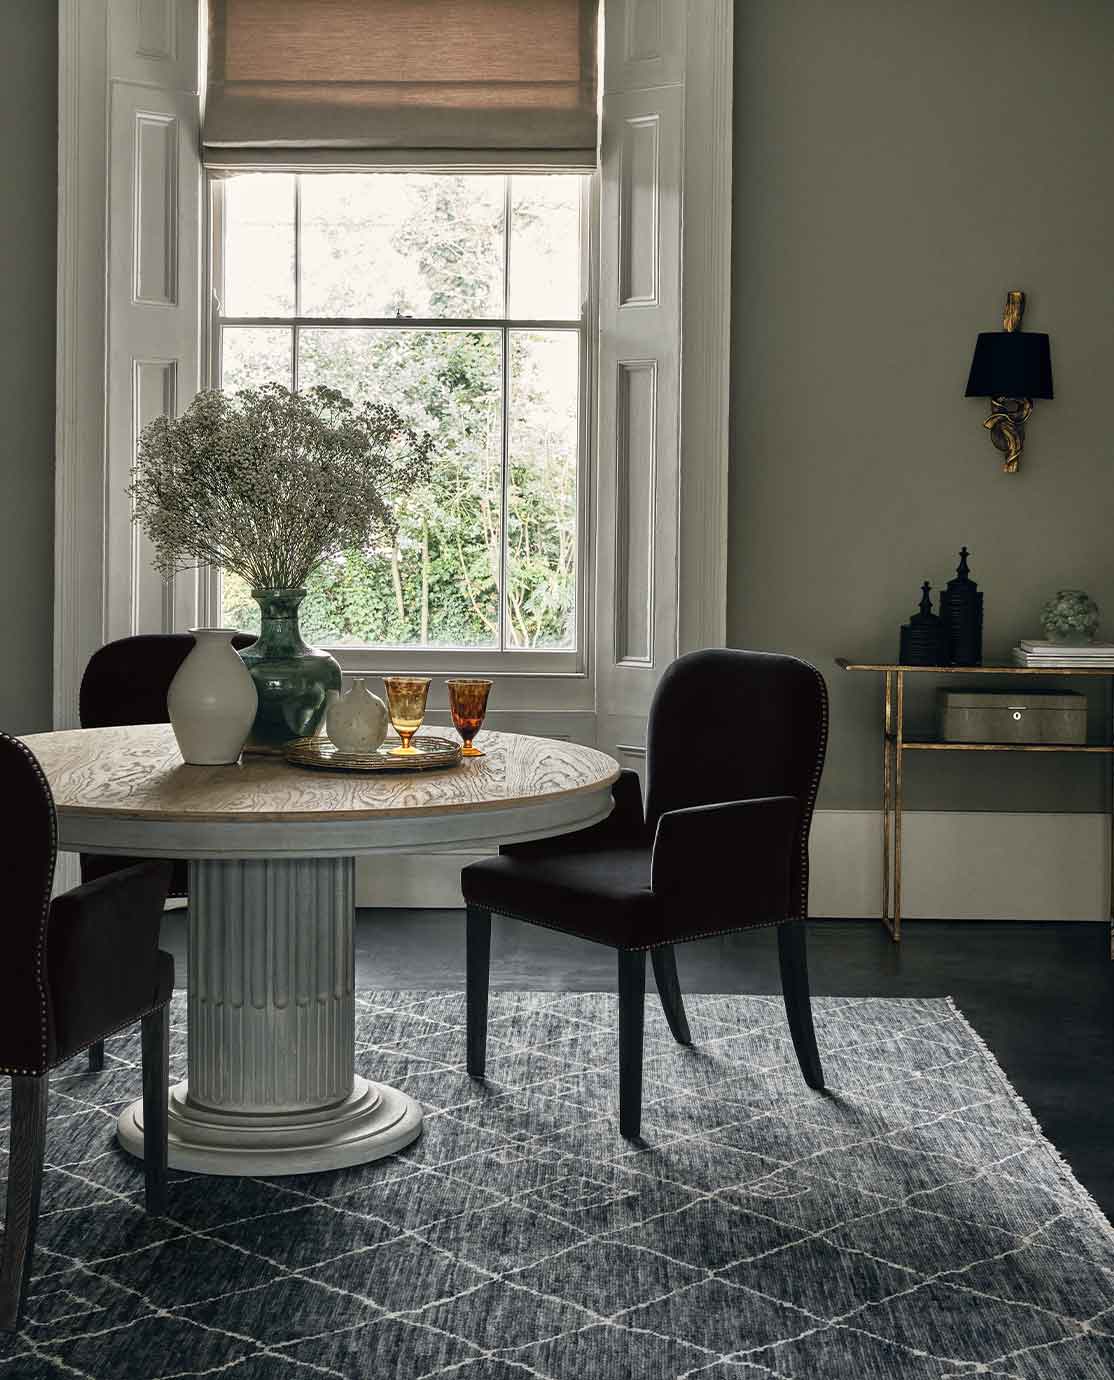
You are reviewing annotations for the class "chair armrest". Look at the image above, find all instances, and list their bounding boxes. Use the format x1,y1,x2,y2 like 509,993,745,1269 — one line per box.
650,795,800,923
47,861,173,1061
503,768,646,856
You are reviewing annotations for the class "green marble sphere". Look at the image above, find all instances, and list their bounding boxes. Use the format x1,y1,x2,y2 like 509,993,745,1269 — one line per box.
1039,589,1101,645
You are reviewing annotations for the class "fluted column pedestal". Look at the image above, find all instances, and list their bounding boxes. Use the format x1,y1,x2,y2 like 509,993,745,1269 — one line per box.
117,857,423,1175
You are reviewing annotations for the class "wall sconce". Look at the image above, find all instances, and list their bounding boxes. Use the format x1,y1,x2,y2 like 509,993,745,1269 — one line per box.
964,291,1053,474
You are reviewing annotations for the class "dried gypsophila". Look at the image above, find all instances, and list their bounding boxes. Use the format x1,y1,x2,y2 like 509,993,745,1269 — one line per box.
129,384,434,591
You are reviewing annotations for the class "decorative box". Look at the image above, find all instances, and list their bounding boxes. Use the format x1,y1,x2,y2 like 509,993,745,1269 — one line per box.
937,689,1087,745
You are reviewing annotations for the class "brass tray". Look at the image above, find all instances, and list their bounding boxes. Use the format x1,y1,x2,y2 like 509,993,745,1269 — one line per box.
285,736,463,773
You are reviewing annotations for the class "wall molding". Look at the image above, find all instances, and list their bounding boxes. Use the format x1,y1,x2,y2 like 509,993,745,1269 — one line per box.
54,0,110,735
678,0,733,655
595,0,733,761
356,810,1111,922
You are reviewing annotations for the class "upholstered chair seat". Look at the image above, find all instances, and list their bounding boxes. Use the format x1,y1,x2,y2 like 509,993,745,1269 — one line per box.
46,874,176,1064
461,648,829,1138
0,733,173,1333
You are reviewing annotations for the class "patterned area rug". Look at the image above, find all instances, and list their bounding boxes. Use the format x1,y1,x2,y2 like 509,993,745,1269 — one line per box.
2,993,1113,1380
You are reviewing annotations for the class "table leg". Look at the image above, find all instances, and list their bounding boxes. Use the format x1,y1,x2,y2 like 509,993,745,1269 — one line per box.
117,857,423,1175
893,672,905,944
881,671,894,937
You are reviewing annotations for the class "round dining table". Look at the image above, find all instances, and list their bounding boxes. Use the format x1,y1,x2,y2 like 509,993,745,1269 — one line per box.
21,724,618,1177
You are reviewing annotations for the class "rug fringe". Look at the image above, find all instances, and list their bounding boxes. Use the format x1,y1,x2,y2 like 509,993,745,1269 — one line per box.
944,993,1114,1238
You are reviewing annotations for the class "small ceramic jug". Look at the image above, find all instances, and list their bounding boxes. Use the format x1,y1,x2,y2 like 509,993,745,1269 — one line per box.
167,628,258,765
326,677,389,754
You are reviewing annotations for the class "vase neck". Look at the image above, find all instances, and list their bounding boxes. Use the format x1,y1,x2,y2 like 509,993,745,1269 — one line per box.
252,588,309,657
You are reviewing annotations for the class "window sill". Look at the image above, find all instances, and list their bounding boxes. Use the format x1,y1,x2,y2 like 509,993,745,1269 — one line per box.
327,649,593,717
327,647,584,678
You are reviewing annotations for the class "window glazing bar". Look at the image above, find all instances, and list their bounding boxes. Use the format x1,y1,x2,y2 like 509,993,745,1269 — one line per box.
217,317,583,331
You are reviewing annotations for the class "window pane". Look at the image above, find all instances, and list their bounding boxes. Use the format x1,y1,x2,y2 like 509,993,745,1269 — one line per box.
223,175,295,316
506,331,579,650
222,570,259,636
220,327,292,391
509,176,581,320
300,174,505,320
296,328,502,648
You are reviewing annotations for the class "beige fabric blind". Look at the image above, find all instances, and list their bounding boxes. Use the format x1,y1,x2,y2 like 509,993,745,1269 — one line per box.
204,0,599,168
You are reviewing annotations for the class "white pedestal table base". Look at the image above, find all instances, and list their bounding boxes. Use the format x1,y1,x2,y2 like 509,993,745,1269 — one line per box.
116,856,423,1175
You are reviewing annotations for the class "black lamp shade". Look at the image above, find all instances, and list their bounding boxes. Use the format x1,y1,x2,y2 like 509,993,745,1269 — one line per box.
965,331,1053,399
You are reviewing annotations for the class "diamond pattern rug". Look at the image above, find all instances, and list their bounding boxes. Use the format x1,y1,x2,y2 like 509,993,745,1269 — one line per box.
2,993,1113,1379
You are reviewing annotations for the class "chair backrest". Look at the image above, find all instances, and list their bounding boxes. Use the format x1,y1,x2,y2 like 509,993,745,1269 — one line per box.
79,632,256,728
0,733,57,1074
645,648,829,918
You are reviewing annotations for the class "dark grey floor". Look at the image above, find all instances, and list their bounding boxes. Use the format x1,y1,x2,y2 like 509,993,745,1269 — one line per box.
161,911,1114,1220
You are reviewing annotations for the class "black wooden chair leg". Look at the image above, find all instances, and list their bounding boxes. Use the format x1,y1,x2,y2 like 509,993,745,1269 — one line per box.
0,1075,49,1333
466,905,492,1079
618,949,646,1139
88,1039,105,1073
650,945,691,1045
778,921,824,1091
141,1005,169,1217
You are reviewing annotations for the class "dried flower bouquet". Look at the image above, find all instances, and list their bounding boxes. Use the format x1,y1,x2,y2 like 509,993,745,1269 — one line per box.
130,384,433,591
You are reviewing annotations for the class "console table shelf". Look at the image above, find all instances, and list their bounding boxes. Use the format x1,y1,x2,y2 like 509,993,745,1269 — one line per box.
899,738,1114,753
837,658,1114,955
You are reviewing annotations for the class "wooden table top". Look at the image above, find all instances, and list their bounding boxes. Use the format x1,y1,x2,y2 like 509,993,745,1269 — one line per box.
20,724,619,824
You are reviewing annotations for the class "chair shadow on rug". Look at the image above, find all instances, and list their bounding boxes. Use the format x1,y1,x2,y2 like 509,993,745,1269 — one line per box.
462,648,830,1138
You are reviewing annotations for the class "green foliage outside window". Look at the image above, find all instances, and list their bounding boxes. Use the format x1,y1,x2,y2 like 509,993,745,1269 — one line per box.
220,174,580,651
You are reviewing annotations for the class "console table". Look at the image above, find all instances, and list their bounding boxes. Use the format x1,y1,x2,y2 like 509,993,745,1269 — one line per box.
837,659,1114,955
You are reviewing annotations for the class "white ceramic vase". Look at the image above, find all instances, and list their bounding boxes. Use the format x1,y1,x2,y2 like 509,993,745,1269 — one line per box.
167,628,258,765
326,677,389,754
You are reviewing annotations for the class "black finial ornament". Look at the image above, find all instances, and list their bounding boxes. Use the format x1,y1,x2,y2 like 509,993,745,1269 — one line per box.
899,581,950,666
939,546,983,666
917,582,933,618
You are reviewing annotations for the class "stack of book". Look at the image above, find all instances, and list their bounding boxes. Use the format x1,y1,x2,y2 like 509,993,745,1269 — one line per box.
1012,640,1114,668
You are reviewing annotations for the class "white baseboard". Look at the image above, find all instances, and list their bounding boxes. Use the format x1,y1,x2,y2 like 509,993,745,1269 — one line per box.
355,810,1111,922
810,810,1108,922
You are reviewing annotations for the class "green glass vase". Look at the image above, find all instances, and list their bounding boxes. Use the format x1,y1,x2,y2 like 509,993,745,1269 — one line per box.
239,588,341,753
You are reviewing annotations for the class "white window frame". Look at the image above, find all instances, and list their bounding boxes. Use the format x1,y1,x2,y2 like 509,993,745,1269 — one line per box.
54,0,732,769
201,168,598,685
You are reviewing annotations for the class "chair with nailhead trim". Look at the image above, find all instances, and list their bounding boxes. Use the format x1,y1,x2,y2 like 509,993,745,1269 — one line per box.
0,732,173,1333
461,649,830,1138
78,632,254,1073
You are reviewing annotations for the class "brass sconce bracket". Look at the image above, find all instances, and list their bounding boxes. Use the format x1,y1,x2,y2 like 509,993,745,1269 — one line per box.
983,395,1032,475
964,290,1053,476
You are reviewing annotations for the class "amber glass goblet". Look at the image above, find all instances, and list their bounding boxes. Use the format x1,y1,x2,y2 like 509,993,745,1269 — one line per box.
383,676,431,755
447,678,493,757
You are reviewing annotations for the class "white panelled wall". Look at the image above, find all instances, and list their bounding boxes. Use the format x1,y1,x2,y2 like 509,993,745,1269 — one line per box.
594,0,733,769
56,0,203,743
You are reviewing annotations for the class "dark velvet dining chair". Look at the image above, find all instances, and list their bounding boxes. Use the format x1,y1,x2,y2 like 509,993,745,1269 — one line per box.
0,733,173,1332
78,632,254,1071
461,648,829,1139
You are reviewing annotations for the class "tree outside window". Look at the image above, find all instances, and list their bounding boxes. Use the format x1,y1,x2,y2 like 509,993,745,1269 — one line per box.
214,172,585,654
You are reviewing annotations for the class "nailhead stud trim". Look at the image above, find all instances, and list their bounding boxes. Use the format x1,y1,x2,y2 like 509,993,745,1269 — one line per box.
0,733,58,1077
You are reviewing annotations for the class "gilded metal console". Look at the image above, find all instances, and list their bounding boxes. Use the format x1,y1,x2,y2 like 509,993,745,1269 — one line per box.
838,659,1114,955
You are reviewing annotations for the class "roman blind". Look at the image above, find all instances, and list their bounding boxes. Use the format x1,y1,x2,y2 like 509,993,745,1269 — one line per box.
203,0,599,168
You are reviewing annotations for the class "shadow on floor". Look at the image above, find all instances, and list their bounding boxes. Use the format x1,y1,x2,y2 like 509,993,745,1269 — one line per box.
160,910,1114,1221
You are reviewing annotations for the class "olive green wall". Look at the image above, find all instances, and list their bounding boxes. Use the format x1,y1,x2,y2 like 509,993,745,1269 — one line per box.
729,0,1114,811
0,1,56,734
